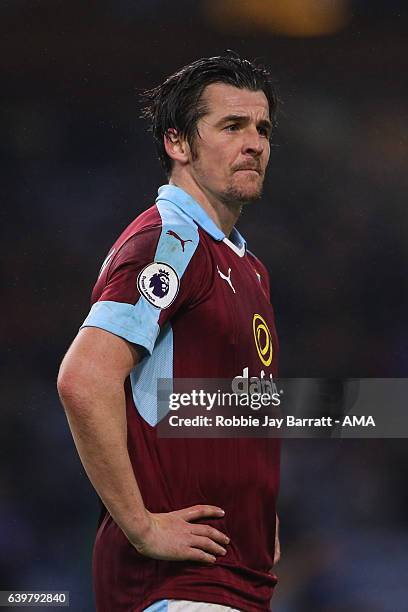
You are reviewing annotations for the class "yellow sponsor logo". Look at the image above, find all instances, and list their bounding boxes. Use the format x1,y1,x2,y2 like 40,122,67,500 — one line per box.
252,313,273,366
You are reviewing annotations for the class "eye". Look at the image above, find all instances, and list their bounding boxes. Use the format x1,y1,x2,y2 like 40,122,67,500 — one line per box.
224,123,240,132
257,126,270,138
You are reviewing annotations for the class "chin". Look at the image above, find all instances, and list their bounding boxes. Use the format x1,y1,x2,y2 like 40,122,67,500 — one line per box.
222,183,263,205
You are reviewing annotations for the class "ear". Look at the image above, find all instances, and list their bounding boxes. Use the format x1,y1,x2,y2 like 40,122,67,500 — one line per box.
163,128,190,164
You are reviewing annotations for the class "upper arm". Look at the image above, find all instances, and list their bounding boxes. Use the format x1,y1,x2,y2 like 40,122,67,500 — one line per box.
60,211,205,399
57,327,141,397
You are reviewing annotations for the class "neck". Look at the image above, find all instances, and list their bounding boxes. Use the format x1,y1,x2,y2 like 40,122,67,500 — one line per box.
169,172,241,237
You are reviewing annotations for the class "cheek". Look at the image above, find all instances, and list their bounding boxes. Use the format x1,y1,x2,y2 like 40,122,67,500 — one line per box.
195,140,234,182
204,150,230,179
263,145,271,166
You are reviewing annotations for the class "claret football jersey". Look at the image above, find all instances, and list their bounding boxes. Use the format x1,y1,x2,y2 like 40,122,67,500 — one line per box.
81,185,280,612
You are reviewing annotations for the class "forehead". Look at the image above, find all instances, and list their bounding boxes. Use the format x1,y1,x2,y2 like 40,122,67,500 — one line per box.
201,83,270,120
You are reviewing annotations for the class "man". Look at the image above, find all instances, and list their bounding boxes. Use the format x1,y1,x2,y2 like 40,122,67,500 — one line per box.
57,54,280,612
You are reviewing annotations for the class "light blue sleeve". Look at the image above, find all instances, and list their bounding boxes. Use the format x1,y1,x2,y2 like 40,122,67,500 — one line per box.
80,299,160,354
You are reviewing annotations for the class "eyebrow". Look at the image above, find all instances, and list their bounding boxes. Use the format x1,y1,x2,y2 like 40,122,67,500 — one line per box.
215,114,273,131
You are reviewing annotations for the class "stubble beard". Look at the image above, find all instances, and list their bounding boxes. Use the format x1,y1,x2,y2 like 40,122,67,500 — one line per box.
219,174,265,208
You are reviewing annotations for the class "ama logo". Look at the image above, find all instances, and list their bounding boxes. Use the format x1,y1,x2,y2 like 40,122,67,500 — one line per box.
137,262,179,309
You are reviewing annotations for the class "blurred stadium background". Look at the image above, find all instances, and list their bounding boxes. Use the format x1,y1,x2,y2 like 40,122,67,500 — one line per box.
1,1,407,610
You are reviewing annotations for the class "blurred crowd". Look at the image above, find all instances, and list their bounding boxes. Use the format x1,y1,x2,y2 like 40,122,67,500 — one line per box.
1,1,407,610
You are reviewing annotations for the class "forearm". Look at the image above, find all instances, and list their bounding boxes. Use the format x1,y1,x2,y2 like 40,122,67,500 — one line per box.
57,328,229,564
59,377,149,544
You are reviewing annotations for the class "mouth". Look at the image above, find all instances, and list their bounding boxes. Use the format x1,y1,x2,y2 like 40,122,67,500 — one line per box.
234,167,261,175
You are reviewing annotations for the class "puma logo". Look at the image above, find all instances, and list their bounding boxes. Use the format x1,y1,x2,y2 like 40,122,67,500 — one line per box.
217,265,236,294
166,230,193,252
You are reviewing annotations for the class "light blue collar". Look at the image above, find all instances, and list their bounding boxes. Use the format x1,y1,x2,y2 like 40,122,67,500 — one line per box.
156,184,246,250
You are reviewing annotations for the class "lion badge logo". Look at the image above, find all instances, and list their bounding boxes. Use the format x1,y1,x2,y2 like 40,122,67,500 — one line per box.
149,269,170,298
137,262,179,308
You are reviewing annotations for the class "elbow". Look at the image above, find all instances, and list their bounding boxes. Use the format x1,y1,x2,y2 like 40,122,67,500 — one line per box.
57,367,71,405
57,365,75,407
57,359,87,409
57,356,105,418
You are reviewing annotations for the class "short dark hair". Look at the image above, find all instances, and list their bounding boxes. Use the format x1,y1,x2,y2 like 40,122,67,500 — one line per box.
141,53,279,176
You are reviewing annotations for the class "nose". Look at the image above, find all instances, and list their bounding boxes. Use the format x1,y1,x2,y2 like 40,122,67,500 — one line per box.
242,127,264,156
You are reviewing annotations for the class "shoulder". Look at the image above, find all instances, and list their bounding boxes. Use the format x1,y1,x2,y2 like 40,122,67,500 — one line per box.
106,203,205,274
